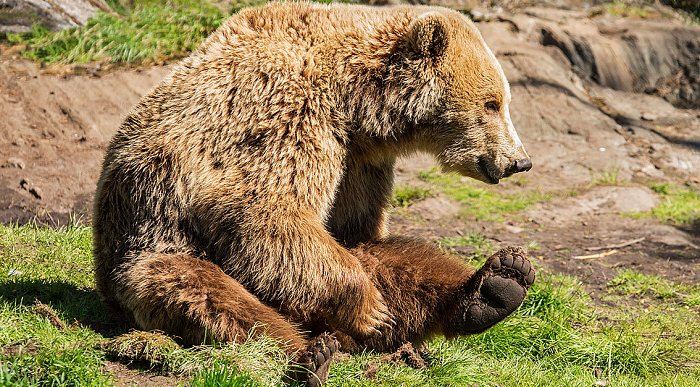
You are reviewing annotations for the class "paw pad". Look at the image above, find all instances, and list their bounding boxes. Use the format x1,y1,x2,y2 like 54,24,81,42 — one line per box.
289,332,339,387
457,246,535,334
488,246,535,287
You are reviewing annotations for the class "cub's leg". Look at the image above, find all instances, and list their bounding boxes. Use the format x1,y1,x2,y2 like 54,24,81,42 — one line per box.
112,252,338,386
344,238,534,352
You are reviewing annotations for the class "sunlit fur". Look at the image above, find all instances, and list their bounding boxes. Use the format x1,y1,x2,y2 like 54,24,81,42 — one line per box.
93,1,530,358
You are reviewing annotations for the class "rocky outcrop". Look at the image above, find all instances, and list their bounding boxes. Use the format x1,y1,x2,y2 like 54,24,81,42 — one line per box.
534,14,700,108
0,0,112,33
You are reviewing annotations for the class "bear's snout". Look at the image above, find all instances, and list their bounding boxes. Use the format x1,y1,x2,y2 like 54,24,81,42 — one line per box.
514,158,532,173
503,158,533,179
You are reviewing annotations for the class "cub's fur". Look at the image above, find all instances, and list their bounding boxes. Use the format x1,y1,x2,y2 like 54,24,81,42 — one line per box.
94,2,533,383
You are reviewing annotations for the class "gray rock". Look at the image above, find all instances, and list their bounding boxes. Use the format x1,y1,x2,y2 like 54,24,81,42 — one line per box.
649,229,700,249
0,0,112,33
526,186,659,226
409,196,461,221
537,18,700,108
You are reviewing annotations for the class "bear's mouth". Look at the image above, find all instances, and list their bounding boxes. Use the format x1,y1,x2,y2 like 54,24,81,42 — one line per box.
477,158,499,185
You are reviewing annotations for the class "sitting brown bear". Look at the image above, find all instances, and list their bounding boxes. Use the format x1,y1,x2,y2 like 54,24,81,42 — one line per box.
93,2,534,385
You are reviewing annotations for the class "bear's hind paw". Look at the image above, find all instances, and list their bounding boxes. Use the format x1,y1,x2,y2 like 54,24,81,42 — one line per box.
456,247,534,334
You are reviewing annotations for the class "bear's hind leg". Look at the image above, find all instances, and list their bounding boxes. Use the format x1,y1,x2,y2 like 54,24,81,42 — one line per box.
346,239,534,352
116,252,304,348
446,247,535,335
346,237,473,352
113,252,337,385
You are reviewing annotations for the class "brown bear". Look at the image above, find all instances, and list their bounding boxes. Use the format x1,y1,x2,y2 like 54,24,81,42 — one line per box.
93,2,533,385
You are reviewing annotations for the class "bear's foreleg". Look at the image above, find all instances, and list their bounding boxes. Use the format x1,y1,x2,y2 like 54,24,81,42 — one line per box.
344,238,534,352
216,208,394,340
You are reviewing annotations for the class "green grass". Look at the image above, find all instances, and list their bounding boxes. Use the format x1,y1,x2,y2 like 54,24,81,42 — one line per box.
605,1,651,18
630,183,700,225
1,224,699,386
525,240,542,252
392,185,432,207
590,167,620,187
190,362,260,387
103,0,128,16
0,223,284,386
0,224,112,385
609,269,700,307
7,0,226,64
437,232,494,262
418,169,551,221
103,329,287,384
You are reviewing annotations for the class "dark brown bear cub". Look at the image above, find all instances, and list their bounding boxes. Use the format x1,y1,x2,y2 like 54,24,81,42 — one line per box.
93,2,534,385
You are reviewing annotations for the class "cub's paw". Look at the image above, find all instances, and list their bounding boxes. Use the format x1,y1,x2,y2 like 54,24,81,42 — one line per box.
458,247,535,333
288,332,339,387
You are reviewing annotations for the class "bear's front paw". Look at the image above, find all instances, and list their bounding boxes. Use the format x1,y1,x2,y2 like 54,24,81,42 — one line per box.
456,247,534,334
288,332,339,387
341,286,394,339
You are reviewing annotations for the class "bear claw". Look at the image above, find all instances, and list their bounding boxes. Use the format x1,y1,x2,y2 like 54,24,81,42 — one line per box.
289,332,339,387
457,246,534,333
345,287,394,339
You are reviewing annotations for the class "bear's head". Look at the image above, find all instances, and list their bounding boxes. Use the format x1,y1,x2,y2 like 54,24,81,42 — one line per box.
390,10,531,184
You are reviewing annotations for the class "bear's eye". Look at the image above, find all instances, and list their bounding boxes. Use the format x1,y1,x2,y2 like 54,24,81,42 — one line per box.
485,101,500,113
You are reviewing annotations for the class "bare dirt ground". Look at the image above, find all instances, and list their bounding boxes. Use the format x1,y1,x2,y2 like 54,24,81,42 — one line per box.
0,57,168,225
0,4,698,313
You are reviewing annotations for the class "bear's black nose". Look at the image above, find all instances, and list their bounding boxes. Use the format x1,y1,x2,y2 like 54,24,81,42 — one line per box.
515,158,532,173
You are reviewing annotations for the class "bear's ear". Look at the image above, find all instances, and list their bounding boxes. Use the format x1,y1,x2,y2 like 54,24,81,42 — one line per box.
406,13,449,60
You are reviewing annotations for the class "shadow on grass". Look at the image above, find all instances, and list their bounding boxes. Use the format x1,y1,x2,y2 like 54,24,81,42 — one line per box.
0,279,130,337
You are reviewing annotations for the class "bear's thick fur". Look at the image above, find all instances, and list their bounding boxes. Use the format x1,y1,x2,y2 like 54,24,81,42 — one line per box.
93,2,533,384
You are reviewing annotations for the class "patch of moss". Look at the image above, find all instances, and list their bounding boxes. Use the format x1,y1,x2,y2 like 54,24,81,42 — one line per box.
606,1,651,18
106,330,180,366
